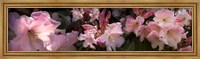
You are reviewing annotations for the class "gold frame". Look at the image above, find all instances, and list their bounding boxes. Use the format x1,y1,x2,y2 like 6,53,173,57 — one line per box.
0,0,199,59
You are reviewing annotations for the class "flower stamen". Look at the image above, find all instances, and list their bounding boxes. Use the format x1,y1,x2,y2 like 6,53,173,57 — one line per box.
28,30,39,51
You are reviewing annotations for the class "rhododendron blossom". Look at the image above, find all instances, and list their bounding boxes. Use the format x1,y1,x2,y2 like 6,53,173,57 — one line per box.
147,30,165,50
79,24,98,49
123,16,144,36
97,22,124,51
159,25,186,49
175,11,192,26
153,9,175,26
89,8,100,22
146,22,165,50
71,8,84,22
9,11,61,51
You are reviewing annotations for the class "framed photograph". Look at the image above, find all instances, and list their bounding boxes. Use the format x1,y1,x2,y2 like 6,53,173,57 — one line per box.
0,0,199,59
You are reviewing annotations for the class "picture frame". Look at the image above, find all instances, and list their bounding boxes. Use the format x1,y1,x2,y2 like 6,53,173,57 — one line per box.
0,0,199,59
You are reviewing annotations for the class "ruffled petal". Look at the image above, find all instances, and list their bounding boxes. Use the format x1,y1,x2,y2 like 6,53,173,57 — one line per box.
9,35,33,51
154,9,175,26
66,31,79,47
15,16,33,35
114,36,125,47
136,16,144,25
155,9,174,19
147,22,161,32
49,34,68,51
123,16,137,33
109,22,123,35
30,12,61,50
31,11,50,26
9,34,46,51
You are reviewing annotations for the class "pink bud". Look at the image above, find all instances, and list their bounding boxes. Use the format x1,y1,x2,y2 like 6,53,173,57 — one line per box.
143,11,154,19
185,36,192,45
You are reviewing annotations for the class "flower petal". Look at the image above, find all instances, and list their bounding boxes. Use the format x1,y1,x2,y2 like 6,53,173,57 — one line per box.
49,34,68,51
71,8,83,22
179,45,192,51
8,12,20,31
15,16,32,35
82,24,95,30
9,34,47,51
66,31,79,47
136,16,144,25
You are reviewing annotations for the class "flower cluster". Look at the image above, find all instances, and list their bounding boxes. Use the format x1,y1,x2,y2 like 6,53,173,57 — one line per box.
77,9,124,51
8,8,192,51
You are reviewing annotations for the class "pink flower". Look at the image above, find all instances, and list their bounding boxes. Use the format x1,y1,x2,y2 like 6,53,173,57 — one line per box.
147,30,165,50
46,30,79,51
89,8,100,22
97,22,124,51
71,8,84,22
9,11,61,51
123,16,144,37
138,25,151,42
147,21,187,50
45,29,79,51
159,25,185,49
79,24,98,49
153,9,175,26
175,11,191,26
146,22,165,50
